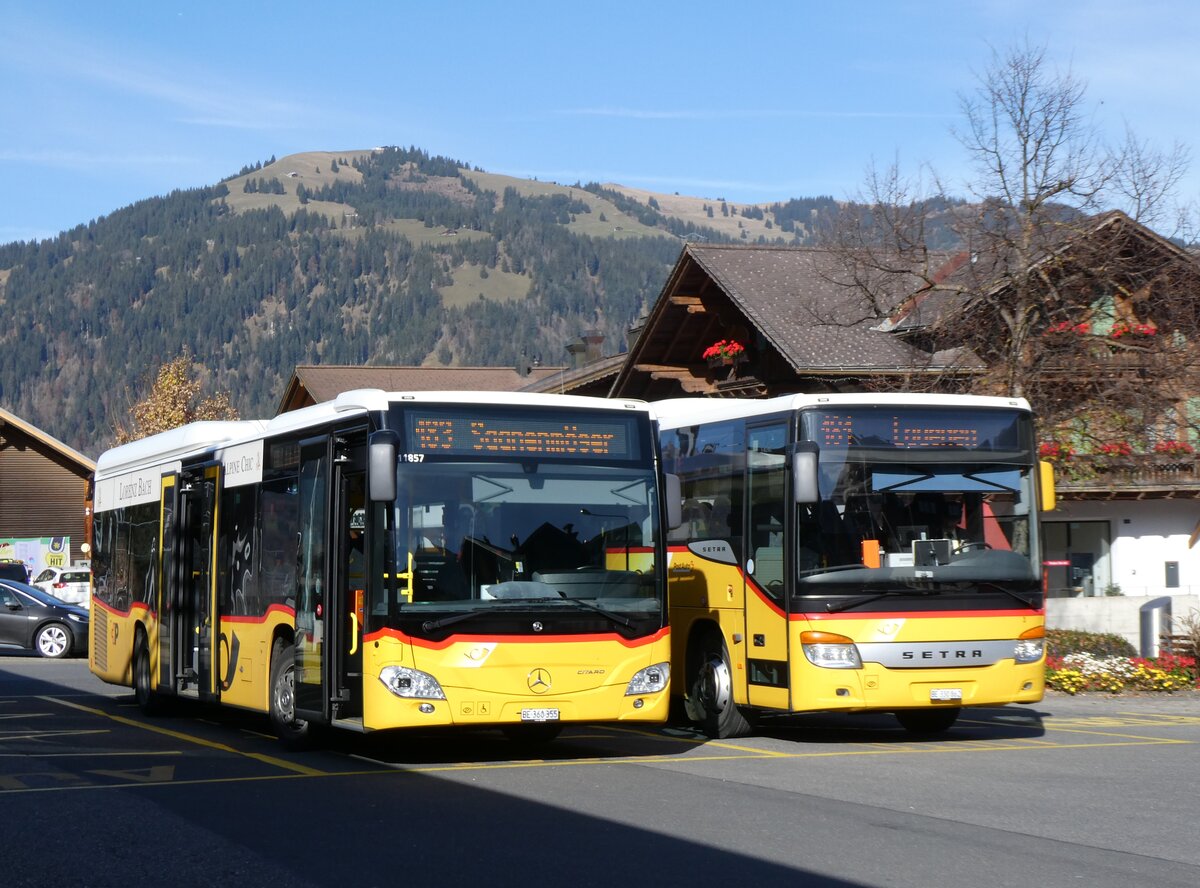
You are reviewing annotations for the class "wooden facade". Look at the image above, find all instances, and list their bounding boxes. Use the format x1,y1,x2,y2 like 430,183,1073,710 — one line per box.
0,407,95,565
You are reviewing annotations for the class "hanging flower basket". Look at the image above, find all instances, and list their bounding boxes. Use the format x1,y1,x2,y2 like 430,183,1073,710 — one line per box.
1109,322,1157,341
1038,441,1074,461
1152,440,1194,458
703,339,746,367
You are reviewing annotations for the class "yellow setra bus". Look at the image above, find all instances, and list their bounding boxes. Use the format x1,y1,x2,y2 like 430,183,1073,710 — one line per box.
655,393,1054,738
90,390,675,746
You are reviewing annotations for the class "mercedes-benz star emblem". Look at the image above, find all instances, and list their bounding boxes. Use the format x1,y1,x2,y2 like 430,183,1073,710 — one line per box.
532,621,544,632
528,668,552,694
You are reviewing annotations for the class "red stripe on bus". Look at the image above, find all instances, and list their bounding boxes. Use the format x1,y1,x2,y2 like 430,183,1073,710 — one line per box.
364,624,669,650
795,608,1045,621
220,603,296,624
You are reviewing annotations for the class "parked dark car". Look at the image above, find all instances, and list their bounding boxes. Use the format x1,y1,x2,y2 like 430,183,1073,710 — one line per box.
0,559,30,583
0,579,89,658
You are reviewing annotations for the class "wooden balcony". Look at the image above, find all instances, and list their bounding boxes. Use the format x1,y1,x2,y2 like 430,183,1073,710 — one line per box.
1054,454,1200,499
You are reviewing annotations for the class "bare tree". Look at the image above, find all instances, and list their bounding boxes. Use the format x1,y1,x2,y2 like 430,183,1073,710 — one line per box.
823,39,1198,447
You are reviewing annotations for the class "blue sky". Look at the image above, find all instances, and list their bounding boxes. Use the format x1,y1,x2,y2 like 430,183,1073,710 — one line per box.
3,0,1199,244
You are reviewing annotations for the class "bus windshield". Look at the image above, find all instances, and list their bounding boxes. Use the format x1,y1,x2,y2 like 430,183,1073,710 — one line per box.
380,461,662,619
796,407,1039,588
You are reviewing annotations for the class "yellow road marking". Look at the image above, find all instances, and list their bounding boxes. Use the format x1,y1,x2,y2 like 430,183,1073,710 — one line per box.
39,696,327,777
0,699,1192,797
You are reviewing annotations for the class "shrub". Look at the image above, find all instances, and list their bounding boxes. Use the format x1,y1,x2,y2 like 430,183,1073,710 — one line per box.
1045,628,1137,659
1045,627,1198,694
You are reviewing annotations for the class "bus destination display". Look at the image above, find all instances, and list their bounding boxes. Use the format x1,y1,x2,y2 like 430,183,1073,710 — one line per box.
406,411,638,459
808,408,1023,451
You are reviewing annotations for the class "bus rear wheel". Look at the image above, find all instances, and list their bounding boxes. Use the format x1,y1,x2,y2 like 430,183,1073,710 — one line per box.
688,631,752,739
270,641,313,749
895,707,960,735
133,636,163,715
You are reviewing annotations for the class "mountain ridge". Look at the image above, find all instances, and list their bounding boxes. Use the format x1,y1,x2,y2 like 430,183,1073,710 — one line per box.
0,147,839,456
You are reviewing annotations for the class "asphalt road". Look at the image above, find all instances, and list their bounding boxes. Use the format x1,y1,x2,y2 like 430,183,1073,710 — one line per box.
3,653,1198,888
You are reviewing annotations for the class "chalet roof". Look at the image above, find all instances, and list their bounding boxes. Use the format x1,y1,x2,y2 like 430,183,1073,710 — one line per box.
889,210,1200,332
0,405,96,474
608,244,978,400
683,245,931,371
277,365,566,414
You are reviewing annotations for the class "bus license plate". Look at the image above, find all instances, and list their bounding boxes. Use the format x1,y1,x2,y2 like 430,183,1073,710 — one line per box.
930,688,963,702
521,708,560,722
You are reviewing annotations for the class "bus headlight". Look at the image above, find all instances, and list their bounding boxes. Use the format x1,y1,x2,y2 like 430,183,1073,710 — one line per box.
625,662,670,695
379,665,446,700
801,631,862,669
1014,627,1045,664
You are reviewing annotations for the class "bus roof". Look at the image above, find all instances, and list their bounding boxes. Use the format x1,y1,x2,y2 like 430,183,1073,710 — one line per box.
652,393,1032,429
96,390,654,478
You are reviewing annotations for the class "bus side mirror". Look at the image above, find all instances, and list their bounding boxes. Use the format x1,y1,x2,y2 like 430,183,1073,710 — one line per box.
664,473,683,529
793,443,820,504
1039,460,1056,512
368,431,400,502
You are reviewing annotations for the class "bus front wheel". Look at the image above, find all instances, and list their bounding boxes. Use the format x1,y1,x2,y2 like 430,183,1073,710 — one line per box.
687,631,752,739
269,641,313,749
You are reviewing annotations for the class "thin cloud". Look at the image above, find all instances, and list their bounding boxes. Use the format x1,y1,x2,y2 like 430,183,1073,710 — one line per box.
558,107,953,121
2,18,308,132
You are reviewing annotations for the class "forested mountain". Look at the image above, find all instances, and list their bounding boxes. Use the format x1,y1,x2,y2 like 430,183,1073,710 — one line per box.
0,147,936,457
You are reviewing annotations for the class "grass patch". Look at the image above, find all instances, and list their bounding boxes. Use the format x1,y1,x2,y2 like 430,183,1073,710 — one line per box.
439,263,531,308
463,171,664,239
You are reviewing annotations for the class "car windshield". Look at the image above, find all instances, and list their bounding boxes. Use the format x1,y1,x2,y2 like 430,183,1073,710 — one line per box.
33,569,56,583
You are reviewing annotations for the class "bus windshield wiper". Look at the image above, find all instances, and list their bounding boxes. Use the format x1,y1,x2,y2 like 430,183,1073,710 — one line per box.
553,591,633,628
825,589,938,614
421,610,489,632
799,563,876,578
975,581,1040,610
420,594,634,632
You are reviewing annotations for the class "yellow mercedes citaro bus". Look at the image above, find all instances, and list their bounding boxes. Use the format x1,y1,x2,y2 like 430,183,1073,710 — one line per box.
656,393,1054,738
90,390,677,747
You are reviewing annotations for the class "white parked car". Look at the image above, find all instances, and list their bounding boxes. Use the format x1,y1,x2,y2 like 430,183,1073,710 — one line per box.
31,568,91,608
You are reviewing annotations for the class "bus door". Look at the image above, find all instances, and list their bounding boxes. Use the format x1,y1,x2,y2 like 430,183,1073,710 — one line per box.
331,434,368,722
176,463,220,699
294,436,331,724
157,473,179,691
743,421,791,709
294,429,367,726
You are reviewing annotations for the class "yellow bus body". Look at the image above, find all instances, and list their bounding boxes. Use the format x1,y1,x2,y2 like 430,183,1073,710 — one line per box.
668,548,1043,715
91,596,671,729
360,628,672,730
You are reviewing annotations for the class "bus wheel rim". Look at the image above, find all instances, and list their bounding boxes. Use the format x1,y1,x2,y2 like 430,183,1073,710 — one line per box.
276,666,295,721
699,655,731,714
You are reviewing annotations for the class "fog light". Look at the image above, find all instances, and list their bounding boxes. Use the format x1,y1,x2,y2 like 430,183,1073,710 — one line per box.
419,703,435,714
633,698,644,709
836,688,850,697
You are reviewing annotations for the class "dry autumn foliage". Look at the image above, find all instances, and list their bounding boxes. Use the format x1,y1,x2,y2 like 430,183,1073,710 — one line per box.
113,355,239,445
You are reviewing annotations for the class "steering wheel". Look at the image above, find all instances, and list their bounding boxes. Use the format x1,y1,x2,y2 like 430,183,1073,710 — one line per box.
957,541,992,552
